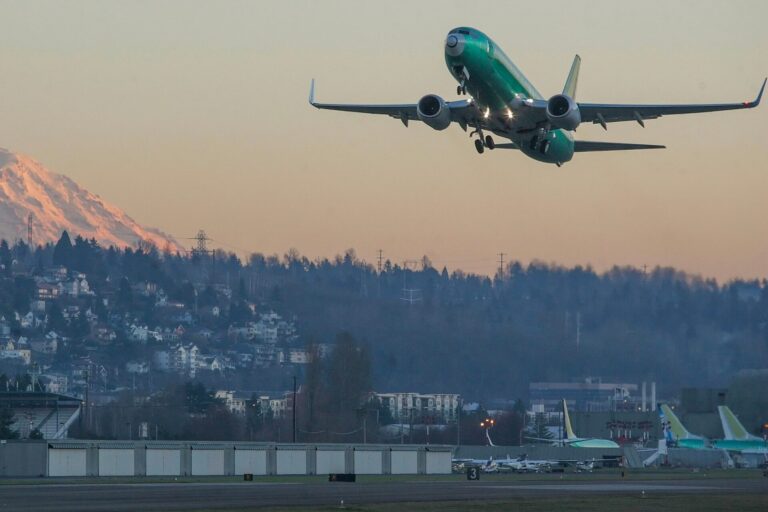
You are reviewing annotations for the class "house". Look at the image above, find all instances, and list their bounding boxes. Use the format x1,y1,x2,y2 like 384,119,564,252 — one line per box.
374,392,460,424
126,361,150,374
214,390,247,415
37,283,60,300
40,373,68,394
279,348,311,365
30,338,58,354
154,343,199,377
0,348,32,365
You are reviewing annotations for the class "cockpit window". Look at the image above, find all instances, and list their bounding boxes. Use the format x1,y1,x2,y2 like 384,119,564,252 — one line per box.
450,29,470,35
458,30,470,35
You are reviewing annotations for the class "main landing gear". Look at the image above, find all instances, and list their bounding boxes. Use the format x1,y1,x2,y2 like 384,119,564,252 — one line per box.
457,81,467,95
471,130,495,154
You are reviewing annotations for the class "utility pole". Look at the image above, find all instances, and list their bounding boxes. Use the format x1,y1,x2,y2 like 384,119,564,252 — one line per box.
292,376,297,443
27,213,33,248
576,312,581,351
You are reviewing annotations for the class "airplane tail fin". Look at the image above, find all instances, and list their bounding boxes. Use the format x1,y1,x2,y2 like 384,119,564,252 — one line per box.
659,404,695,441
718,406,760,441
562,399,577,440
563,55,581,99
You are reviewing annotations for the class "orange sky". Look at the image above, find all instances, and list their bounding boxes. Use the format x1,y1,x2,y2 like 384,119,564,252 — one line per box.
0,0,766,281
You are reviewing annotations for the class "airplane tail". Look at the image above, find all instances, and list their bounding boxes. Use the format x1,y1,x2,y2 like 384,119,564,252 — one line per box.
563,55,581,99
658,404,696,441
562,399,577,440
574,141,666,152
718,406,760,441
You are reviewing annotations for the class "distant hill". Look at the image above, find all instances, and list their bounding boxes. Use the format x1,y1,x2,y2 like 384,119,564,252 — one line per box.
0,147,182,251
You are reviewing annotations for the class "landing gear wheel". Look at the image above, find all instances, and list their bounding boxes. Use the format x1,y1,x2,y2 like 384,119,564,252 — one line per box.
474,139,485,154
457,85,463,95
485,135,495,150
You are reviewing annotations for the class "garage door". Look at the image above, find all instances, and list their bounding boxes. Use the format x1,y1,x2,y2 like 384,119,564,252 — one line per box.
353,450,382,475
426,451,451,474
49,448,86,477
390,450,417,474
234,449,267,476
316,450,345,474
98,449,134,476
191,449,225,476
146,449,181,476
276,449,306,475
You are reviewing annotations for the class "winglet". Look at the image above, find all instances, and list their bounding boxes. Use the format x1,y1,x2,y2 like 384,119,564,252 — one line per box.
309,79,316,106
746,77,766,108
563,55,581,99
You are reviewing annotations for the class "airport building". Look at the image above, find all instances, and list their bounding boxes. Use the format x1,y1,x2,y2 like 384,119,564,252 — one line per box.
529,379,653,413
0,392,81,439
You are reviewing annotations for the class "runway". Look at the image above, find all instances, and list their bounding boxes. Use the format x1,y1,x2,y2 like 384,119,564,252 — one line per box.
0,477,765,511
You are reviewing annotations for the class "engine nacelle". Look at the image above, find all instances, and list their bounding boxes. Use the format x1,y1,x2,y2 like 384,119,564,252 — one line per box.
417,94,451,130
546,94,581,131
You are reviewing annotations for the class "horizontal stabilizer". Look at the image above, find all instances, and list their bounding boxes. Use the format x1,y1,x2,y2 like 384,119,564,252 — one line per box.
574,141,666,152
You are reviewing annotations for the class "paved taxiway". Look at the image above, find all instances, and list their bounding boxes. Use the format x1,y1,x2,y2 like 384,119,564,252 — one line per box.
1,477,765,511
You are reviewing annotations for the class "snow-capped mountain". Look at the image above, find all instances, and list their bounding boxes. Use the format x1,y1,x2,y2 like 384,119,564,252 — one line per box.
0,147,183,251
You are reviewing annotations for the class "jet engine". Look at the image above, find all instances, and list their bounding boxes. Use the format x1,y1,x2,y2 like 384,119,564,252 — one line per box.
417,94,451,130
546,94,581,131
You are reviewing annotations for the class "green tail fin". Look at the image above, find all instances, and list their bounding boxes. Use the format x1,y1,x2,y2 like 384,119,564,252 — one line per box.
718,406,758,440
563,55,581,99
563,399,577,440
659,404,693,440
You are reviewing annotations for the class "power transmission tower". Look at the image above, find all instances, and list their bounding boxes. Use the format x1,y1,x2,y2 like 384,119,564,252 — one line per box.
377,249,383,274
497,252,506,280
400,260,422,305
193,230,211,255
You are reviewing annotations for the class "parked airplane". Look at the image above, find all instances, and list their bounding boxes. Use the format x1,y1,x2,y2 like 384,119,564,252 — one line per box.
310,27,765,166
527,399,620,448
713,406,768,454
658,403,711,450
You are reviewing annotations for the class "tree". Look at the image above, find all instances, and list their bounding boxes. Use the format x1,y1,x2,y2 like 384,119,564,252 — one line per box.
52,231,73,268
0,407,19,439
324,332,372,417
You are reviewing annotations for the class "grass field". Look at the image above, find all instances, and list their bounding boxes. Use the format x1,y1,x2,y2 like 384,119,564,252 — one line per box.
233,494,768,512
0,467,765,485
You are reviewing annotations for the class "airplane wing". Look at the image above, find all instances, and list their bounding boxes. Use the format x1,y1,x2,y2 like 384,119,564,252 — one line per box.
578,78,766,128
308,79,476,125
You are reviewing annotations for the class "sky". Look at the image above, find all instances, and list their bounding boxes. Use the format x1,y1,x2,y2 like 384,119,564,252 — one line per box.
0,0,766,282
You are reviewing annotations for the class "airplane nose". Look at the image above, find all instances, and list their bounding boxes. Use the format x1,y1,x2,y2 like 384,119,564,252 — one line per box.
445,33,464,56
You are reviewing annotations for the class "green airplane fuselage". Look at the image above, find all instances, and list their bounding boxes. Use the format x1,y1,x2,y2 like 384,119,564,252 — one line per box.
569,438,621,449
713,439,768,452
444,27,574,164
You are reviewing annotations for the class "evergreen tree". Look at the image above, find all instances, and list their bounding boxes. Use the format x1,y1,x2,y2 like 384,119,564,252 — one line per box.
52,231,73,268
0,407,19,439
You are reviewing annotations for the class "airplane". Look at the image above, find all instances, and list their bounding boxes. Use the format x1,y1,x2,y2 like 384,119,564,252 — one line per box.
526,399,620,448
309,27,765,167
658,403,711,450
713,405,768,454
452,456,499,473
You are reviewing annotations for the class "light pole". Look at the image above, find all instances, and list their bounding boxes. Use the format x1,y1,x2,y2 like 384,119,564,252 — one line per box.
480,418,496,447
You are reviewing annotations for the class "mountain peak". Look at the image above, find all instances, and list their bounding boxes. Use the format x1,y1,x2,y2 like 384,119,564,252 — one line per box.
0,147,183,252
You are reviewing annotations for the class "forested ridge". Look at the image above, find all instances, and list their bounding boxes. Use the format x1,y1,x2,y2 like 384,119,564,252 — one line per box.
1,235,767,401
